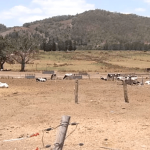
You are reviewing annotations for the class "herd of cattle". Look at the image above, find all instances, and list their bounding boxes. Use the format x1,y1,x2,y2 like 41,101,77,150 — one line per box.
36,73,81,82
35,73,75,82
101,73,150,85
0,73,82,87
0,72,150,88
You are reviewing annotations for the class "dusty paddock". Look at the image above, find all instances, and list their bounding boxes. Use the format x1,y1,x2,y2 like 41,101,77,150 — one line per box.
0,78,150,150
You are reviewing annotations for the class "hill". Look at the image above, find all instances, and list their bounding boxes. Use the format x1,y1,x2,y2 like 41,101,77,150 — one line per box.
1,9,150,50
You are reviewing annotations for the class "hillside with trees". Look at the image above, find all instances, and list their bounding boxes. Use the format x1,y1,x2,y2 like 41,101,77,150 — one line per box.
1,9,150,51
0,24,7,33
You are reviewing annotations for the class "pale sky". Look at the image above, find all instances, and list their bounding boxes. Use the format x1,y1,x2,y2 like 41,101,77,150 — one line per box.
0,0,150,27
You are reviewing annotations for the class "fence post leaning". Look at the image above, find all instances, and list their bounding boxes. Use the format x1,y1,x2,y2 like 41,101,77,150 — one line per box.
123,80,129,103
53,115,71,150
75,79,78,104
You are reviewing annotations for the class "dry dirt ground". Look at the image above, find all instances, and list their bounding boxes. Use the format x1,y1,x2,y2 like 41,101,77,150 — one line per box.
0,78,150,150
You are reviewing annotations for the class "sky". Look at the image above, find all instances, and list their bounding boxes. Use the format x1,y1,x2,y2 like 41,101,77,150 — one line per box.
0,0,150,27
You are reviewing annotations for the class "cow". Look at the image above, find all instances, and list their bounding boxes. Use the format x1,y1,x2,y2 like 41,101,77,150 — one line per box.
145,81,150,85
107,73,121,81
0,82,9,88
100,76,107,81
36,78,47,82
51,74,57,80
63,73,74,79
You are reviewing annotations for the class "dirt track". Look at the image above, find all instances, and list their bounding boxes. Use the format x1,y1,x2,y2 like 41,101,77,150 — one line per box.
0,78,150,150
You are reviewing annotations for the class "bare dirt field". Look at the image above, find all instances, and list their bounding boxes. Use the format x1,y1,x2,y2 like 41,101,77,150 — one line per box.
0,77,150,150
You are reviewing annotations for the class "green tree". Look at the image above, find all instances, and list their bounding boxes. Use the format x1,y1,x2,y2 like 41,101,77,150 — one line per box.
0,36,14,70
0,36,7,70
9,31,39,71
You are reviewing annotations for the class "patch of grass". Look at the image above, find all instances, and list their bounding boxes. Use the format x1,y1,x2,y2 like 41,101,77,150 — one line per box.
4,50,150,72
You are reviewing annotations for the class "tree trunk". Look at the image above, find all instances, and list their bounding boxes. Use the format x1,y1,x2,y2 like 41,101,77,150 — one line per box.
1,63,4,70
0,61,5,70
20,61,25,72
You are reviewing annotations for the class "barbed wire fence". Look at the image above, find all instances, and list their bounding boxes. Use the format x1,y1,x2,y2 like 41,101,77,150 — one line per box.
0,115,81,150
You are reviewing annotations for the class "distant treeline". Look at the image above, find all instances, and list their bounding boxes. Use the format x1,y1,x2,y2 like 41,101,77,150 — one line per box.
102,42,150,51
41,38,76,51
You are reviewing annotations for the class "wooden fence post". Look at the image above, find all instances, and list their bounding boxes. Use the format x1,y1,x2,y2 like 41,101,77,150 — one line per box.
141,76,144,85
123,80,129,103
112,75,114,81
75,80,78,104
53,116,71,150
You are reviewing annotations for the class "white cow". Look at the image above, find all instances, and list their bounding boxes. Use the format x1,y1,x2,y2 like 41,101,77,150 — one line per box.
100,76,107,81
145,81,150,85
36,78,47,82
117,75,138,81
63,73,73,79
0,82,9,88
117,76,126,81
127,76,138,80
